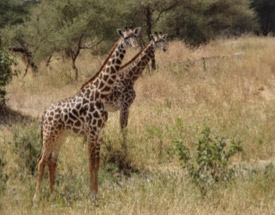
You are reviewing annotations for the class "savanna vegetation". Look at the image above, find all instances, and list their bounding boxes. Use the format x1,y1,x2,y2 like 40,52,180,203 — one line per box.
0,0,275,215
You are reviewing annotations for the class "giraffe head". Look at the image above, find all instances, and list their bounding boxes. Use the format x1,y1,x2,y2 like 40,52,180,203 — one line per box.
117,26,141,48
150,32,168,52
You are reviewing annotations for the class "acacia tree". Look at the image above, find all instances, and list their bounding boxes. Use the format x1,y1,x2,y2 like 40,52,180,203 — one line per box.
5,0,120,80
160,0,257,46
251,0,275,35
45,0,118,80
0,0,31,29
0,44,17,108
118,0,181,41
0,0,37,75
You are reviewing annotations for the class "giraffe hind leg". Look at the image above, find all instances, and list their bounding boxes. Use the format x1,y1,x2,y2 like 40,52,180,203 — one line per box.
33,129,63,202
33,152,49,203
48,154,57,194
48,136,64,195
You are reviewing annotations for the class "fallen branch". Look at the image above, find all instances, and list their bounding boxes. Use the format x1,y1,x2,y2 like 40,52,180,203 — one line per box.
183,52,244,64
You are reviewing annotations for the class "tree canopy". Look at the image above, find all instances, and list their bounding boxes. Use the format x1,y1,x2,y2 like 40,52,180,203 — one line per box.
3,0,121,79
251,0,275,35
0,0,272,78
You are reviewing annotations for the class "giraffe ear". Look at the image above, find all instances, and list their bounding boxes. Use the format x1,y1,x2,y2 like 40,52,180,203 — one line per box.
162,34,168,41
133,27,141,37
117,29,124,37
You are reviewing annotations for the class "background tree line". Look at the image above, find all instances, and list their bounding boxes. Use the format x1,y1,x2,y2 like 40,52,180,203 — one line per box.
0,0,275,82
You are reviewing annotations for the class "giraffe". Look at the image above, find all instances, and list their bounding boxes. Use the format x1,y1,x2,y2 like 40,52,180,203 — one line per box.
33,27,141,202
104,32,168,150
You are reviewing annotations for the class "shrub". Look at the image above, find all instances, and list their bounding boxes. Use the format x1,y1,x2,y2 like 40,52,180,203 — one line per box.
0,46,18,108
7,122,41,176
0,151,8,195
145,125,164,163
176,126,243,195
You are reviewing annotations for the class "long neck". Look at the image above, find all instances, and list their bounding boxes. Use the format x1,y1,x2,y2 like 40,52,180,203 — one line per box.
82,39,126,98
120,41,155,83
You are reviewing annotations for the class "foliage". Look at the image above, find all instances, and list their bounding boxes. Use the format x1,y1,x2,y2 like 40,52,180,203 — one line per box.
1,0,261,73
160,0,257,46
0,46,17,108
0,0,32,29
0,151,8,196
4,0,120,79
251,0,275,35
176,126,243,195
6,122,41,176
0,150,8,210
118,0,181,40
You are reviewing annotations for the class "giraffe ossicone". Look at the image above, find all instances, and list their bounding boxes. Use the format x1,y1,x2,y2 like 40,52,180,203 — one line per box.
33,27,141,203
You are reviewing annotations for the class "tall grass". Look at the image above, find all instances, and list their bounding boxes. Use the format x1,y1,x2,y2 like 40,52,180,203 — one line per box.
1,36,275,214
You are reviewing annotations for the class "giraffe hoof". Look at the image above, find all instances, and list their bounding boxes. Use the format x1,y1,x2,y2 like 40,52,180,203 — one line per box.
32,194,39,208
33,194,39,203
89,192,99,206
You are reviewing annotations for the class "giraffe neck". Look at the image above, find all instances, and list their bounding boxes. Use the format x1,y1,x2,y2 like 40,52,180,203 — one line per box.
82,39,126,99
120,41,155,83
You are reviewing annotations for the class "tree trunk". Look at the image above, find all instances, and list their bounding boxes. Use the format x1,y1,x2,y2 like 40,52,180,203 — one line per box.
72,56,78,81
45,55,52,67
71,35,83,81
9,47,38,76
145,6,153,40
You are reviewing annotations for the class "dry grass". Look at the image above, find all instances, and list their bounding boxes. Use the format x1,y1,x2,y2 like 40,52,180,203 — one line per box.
1,36,275,214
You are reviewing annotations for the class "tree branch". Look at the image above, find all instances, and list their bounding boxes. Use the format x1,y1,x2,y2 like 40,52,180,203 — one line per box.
152,2,180,26
80,39,103,50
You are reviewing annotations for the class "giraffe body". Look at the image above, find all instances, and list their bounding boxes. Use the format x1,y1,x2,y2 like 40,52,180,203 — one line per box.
33,27,141,203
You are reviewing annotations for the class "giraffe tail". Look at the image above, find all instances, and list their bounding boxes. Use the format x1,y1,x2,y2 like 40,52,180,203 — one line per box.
37,113,45,163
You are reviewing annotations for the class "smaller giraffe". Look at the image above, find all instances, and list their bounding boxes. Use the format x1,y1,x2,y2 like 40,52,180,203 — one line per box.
104,32,168,148
33,27,141,203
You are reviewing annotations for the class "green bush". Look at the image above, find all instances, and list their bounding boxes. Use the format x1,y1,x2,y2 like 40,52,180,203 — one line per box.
0,151,8,209
0,151,8,195
176,126,243,195
7,122,41,176
0,47,17,108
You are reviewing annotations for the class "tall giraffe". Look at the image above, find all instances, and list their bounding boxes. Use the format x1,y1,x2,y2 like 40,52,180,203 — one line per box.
104,32,167,148
33,27,141,202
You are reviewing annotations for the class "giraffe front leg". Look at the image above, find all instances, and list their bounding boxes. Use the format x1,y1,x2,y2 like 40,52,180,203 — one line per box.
87,131,101,202
120,106,129,155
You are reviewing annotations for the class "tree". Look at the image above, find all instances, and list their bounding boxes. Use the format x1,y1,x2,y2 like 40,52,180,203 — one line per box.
159,0,257,46
251,0,275,35
0,0,30,29
4,0,120,80
0,44,17,108
118,0,181,42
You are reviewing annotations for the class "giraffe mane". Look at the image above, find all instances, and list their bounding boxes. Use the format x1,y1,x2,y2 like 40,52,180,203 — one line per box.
119,41,152,71
80,38,122,90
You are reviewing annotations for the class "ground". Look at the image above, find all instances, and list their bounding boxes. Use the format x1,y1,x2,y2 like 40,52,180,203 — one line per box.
0,36,274,215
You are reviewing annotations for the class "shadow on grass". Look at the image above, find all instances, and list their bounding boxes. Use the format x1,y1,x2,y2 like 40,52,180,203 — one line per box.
102,139,140,177
0,106,33,127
